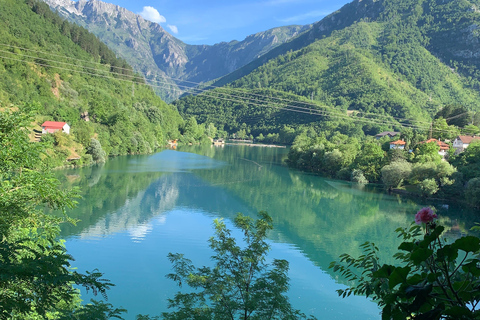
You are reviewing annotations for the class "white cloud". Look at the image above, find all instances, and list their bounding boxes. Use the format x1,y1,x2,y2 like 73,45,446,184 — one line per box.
139,6,166,24
168,24,179,34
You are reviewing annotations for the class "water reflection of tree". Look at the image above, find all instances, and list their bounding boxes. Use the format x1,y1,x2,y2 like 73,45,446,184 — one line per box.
54,146,480,285
181,145,480,284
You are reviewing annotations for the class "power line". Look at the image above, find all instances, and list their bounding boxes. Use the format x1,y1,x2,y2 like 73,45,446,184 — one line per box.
0,43,436,126
0,52,461,134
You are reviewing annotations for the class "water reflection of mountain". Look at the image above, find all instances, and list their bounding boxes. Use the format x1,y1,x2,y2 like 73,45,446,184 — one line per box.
76,176,179,240
56,153,252,238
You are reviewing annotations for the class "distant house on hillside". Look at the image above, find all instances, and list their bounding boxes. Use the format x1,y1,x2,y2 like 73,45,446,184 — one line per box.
453,135,480,154
375,131,400,139
420,138,450,158
41,121,70,134
390,140,406,149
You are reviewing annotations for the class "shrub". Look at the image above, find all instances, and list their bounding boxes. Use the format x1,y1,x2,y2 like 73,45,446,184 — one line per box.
351,169,368,184
381,160,412,189
331,208,480,319
87,138,106,163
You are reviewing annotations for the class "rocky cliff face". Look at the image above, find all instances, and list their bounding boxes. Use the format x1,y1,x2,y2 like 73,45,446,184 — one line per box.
42,0,310,101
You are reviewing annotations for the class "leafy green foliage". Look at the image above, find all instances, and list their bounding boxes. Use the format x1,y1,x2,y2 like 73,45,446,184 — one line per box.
0,106,125,319
87,138,106,163
381,160,413,189
465,177,480,208
178,116,213,145
175,88,334,138
0,0,183,165
58,300,127,320
435,105,471,128
353,141,387,182
413,141,442,163
451,141,480,181
162,212,314,320
330,211,480,319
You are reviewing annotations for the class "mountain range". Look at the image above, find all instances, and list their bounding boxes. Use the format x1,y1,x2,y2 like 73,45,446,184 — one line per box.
41,0,480,137
176,0,480,136
42,0,311,101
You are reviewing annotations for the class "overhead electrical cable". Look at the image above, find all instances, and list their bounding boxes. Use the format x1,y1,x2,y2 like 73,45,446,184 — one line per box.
0,43,435,126
0,51,461,134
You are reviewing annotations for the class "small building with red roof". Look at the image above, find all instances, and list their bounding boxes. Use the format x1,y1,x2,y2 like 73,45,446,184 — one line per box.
420,138,450,158
41,121,70,135
389,139,406,150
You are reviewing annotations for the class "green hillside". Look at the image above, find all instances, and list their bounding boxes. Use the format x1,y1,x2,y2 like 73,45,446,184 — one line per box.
230,20,480,119
0,0,183,166
181,0,480,137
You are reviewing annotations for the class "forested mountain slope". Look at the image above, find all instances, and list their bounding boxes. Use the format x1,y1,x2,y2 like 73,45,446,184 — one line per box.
42,0,311,101
179,0,480,136
0,0,182,165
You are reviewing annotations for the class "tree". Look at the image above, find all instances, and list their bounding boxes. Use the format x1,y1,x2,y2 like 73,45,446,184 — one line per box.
451,141,480,181
381,160,412,189
465,177,480,208
410,161,456,195
431,118,459,141
162,212,314,320
0,106,122,319
331,208,480,320
461,124,480,136
88,138,107,163
352,141,385,182
435,104,470,128
323,149,344,177
351,169,368,184
414,141,442,163
206,123,217,139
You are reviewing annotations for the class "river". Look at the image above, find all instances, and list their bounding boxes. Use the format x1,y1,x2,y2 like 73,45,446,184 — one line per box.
56,145,479,319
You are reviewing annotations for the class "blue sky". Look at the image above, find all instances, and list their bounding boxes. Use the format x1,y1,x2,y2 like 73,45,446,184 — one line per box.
100,0,352,45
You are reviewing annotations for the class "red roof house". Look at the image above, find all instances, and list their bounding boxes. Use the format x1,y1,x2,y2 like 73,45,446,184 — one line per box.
420,139,450,158
389,140,406,149
41,121,70,134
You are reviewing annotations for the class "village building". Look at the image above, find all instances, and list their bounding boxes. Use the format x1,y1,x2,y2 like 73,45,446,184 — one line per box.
375,131,400,139
452,135,480,154
389,139,406,150
420,138,450,158
41,121,70,134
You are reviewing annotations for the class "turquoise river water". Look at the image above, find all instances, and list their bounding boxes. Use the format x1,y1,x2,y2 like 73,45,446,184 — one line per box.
56,145,479,319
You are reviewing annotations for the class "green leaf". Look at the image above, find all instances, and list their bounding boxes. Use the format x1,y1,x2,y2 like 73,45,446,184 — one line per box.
373,264,396,279
426,272,441,283
389,266,411,290
462,261,480,276
436,245,458,262
407,273,424,285
444,306,472,317
410,247,434,265
452,236,480,253
398,241,415,252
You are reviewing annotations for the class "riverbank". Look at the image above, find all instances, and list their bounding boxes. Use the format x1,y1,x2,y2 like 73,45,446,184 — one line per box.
225,142,286,148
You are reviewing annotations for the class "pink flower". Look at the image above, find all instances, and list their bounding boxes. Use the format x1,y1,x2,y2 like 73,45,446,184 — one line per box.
415,207,437,225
